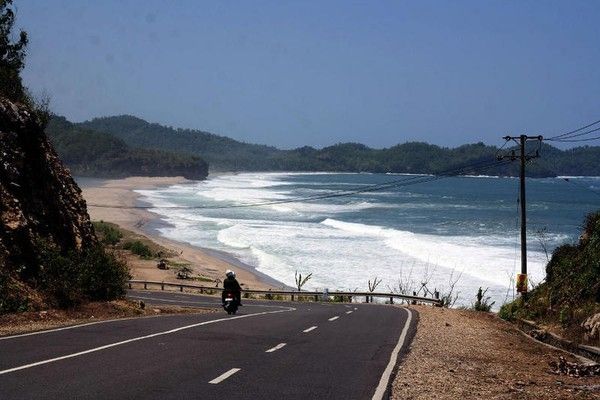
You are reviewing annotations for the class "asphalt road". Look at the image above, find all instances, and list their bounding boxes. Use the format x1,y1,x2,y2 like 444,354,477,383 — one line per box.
0,290,418,400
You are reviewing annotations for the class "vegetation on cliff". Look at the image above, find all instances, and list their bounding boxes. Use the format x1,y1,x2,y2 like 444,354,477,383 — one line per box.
77,115,600,176
0,1,128,314
0,97,130,313
499,211,600,339
0,0,27,104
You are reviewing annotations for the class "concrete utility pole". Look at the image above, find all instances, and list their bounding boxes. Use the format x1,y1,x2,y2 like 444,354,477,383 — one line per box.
498,135,543,295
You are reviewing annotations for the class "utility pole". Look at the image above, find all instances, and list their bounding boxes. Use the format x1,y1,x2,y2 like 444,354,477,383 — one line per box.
498,135,543,296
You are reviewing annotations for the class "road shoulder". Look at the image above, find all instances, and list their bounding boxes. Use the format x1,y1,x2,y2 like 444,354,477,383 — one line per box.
0,299,215,337
392,305,600,400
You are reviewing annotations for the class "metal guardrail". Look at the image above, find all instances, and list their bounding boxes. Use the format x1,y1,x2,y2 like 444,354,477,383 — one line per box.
128,280,442,305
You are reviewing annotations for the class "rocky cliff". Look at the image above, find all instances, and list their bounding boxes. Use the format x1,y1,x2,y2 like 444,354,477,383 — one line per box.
0,98,99,310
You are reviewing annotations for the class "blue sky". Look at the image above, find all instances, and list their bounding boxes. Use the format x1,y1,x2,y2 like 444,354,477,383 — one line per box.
17,0,600,149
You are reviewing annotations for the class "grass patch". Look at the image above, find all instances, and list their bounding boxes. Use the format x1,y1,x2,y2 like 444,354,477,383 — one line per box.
123,240,153,259
92,221,123,246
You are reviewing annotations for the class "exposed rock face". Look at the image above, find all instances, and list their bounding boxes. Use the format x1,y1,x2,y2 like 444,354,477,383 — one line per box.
0,98,96,282
583,313,600,343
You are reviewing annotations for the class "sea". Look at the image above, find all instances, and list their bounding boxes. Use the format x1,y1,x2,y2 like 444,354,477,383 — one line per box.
135,172,599,308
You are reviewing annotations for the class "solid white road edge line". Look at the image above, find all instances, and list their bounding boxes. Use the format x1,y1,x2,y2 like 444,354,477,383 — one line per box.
265,343,287,353
328,316,340,321
303,326,318,333
371,307,413,400
0,296,287,341
345,311,353,314
0,307,295,376
209,368,241,384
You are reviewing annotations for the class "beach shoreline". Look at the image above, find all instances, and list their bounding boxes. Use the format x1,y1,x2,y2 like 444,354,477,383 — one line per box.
79,176,281,290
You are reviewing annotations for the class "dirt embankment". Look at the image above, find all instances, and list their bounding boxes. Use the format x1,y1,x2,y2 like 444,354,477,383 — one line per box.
393,306,600,400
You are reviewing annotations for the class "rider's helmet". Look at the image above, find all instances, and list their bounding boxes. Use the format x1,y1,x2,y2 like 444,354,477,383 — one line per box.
226,269,235,278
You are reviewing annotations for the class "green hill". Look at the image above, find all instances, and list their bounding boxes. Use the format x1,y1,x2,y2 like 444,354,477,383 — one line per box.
46,116,209,180
69,114,600,177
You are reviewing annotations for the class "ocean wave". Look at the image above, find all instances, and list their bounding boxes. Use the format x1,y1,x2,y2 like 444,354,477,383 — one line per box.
321,218,547,287
556,176,600,180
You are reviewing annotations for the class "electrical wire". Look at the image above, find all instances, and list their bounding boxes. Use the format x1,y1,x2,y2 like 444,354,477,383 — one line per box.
547,132,600,143
546,118,600,141
87,158,513,210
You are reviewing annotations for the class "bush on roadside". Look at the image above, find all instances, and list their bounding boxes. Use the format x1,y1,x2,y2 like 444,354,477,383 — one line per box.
0,270,30,313
472,287,495,312
498,211,600,338
498,299,520,321
38,242,130,308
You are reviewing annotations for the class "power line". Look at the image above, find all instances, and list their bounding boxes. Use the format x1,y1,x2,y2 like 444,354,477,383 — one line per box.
547,118,600,140
87,158,512,210
547,132,600,143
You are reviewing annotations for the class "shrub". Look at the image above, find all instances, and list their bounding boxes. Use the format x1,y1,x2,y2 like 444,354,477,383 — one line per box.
123,240,153,259
38,243,129,308
0,271,30,313
176,266,193,280
92,221,123,245
498,297,525,321
472,287,495,312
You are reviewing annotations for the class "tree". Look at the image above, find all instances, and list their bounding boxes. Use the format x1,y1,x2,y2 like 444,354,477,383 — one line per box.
0,0,28,102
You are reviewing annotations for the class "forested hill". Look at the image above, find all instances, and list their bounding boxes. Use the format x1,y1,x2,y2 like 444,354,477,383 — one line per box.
72,115,600,177
46,117,208,180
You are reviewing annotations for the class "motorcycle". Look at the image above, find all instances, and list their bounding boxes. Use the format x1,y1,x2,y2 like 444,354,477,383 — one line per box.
222,290,239,315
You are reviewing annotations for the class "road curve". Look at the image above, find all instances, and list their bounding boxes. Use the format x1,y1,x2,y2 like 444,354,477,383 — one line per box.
0,290,418,400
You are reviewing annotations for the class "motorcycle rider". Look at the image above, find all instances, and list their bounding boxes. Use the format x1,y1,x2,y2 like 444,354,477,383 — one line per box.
222,269,242,305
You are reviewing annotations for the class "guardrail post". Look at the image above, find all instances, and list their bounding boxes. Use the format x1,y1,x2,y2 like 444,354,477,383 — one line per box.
180,285,183,292
314,294,318,302
291,294,294,301
128,283,132,289
200,288,203,294
161,283,164,291
390,296,393,304
412,291,417,305
144,282,147,290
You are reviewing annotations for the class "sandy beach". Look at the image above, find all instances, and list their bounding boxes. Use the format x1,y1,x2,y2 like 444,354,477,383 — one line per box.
80,176,277,290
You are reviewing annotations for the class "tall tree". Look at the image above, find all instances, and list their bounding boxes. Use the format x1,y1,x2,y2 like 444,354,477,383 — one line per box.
0,0,28,102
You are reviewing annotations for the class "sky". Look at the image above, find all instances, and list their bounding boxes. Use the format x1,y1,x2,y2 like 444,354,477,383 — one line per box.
16,0,600,149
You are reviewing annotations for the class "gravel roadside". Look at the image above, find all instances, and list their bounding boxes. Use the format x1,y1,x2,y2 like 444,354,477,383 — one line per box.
393,305,600,399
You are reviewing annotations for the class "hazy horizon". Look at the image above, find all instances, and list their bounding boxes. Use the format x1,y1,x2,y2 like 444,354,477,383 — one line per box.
18,0,600,150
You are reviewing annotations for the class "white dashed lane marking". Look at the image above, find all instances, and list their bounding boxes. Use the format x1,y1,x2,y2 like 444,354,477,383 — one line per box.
265,343,286,353
209,368,241,384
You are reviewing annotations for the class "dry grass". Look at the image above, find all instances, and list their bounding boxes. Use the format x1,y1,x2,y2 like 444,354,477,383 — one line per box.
393,305,600,399
0,299,216,337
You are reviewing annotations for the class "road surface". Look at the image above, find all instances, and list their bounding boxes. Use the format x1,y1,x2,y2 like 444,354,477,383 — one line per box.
0,289,417,400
